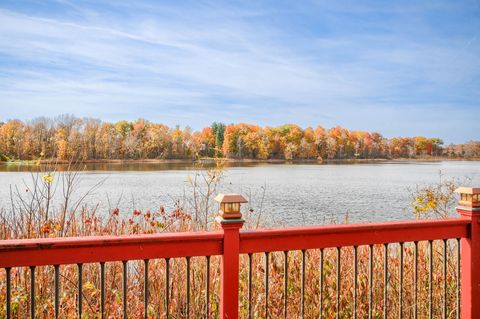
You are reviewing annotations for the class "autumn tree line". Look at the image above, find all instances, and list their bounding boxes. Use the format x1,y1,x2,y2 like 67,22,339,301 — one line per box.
0,115,478,162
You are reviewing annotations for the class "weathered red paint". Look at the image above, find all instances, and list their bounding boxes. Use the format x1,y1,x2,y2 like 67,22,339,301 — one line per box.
457,207,480,319
218,219,244,319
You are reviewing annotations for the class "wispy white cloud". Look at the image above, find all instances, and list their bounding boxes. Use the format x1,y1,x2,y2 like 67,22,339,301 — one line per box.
0,1,478,142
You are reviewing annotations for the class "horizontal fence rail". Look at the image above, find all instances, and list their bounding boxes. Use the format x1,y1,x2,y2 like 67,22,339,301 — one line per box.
239,219,470,253
0,232,224,268
1,204,479,318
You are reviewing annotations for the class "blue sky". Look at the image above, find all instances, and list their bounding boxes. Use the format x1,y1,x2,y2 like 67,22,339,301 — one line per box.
0,1,479,143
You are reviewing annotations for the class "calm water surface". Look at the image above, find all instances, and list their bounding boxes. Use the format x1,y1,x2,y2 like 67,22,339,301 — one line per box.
0,161,479,226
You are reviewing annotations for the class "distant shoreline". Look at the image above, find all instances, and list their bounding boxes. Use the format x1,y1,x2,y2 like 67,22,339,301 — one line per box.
1,157,479,167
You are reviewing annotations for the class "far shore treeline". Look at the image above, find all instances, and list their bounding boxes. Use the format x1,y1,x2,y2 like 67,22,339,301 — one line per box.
0,115,478,162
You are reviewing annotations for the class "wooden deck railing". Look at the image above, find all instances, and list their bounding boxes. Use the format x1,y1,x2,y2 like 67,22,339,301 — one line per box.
1,188,479,319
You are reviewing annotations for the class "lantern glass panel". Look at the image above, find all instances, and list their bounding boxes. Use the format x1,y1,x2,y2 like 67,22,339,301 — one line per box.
233,203,240,213
467,194,472,202
225,203,233,213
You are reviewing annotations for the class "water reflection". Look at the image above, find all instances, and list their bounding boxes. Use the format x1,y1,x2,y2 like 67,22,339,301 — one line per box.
0,159,432,172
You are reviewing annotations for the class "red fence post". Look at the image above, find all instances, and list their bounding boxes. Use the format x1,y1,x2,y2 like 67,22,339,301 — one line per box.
215,194,247,319
455,187,480,319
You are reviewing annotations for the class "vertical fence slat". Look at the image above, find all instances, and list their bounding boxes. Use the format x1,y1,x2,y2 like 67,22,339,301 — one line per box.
353,246,357,319
283,251,288,319
144,259,149,319
456,238,460,319
30,266,35,319
185,257,190,319
54,265,60,319
336,247,341,319
265,252,269,319
369,244,373,319
77,263,82,319
100,262,105,319
414,241,418,319
443,239,447,319
399,242,403,319
383,244,388,319
429,240,433,319
319,248,324,319
122,261,128,319
6,267,11,319
205,256,210,319
248,253,253,319
301,249,306,319
165,258,170,319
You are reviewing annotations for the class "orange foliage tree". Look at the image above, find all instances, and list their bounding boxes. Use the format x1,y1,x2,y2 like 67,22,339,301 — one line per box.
0,115,473,162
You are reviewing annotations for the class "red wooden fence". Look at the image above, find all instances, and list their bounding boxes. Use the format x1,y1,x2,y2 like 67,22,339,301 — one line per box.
1,189,479,319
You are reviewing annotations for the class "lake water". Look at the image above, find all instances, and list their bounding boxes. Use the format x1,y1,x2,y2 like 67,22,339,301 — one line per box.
0,161,479,226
